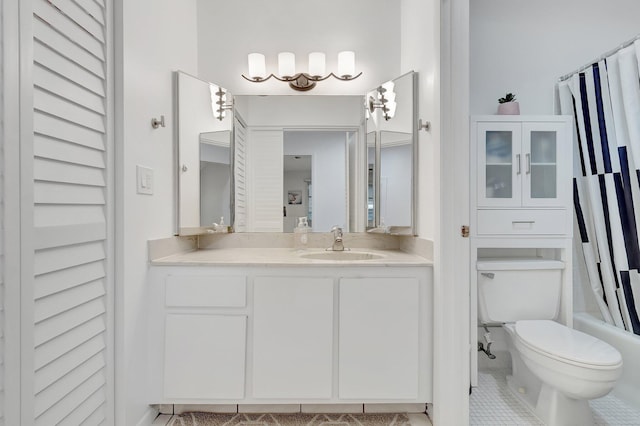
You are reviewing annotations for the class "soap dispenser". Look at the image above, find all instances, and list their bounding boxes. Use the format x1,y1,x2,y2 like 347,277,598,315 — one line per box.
214,216,227,233
294,216,309,249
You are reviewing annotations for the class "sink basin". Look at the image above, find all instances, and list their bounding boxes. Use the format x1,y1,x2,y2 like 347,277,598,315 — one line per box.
300,251,385,261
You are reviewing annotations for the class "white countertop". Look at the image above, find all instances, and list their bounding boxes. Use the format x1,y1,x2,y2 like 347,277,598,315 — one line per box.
151,247,432,267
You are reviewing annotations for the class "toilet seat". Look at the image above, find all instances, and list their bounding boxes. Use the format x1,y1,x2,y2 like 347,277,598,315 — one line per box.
514,320,622,369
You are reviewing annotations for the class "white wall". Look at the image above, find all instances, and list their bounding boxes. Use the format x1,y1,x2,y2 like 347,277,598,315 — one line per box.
400,0,440,240
201,143,230,164
197,0,401,96
116,0,198,424
238,95,363,128
470,0,640,115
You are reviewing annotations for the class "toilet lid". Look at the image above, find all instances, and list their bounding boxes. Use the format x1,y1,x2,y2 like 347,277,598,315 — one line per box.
515,320,622,367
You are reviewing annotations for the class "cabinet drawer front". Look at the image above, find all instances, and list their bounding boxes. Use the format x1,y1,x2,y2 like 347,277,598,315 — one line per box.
166,275,246,307
477,209,567,235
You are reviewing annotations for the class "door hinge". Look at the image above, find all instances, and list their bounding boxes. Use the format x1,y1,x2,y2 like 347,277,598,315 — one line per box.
461,225,470,238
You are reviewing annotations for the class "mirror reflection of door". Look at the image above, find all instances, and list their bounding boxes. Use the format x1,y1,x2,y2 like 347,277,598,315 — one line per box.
199,131,231,227
282,130,351,233
283,155,311,233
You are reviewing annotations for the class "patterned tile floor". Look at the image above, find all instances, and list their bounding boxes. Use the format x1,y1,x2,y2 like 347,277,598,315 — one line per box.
155,412,432,426
471,369,640,425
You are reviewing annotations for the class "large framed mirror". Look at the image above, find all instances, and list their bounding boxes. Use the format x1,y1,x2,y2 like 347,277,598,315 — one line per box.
176,71,364,234
175,70,417,235
365,71,418,235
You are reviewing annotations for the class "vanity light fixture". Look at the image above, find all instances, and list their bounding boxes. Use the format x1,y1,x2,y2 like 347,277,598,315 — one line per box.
242,51,362,91
368,80,397,121
210,84,233,121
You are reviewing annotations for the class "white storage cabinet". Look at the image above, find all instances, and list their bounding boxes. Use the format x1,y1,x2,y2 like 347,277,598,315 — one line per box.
472,116,572,236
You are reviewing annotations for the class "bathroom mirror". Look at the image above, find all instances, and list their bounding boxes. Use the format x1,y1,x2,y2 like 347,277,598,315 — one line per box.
176,72,363,234
176,71,234,235
365,71,418,235
176,70,417,235
231,95,362,233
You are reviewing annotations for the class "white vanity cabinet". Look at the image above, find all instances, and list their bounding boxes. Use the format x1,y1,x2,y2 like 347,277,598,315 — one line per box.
148,264,433,405
471,116,572,236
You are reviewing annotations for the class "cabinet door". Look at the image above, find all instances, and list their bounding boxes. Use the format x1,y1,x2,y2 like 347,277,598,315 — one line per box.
253,277,333,398
164,314,246,399
339,277,419,399
477,122,522,207
522,122,569,207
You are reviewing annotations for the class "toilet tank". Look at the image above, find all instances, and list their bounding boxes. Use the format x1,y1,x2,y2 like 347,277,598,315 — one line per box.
477,258,564,324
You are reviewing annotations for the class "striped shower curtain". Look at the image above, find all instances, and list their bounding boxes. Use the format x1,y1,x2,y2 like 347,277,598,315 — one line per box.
558,40,640,335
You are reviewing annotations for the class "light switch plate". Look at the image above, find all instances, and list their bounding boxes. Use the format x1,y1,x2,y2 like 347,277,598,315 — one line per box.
136,165,154,195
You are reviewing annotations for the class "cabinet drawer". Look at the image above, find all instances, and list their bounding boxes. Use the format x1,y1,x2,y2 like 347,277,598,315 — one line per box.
477,209,567,235
165,275,246,307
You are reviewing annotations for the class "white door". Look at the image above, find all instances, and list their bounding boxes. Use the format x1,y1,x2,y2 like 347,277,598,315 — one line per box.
339,277,420,399
1,0,115,423
253,276,333,398
164,314,246,399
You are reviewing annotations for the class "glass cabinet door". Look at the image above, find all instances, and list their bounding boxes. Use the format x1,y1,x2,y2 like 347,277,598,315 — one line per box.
477,123,522,207
522,122,567,207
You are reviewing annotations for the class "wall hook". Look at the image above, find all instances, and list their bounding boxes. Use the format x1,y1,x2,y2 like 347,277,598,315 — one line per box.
151,115,165,129
418,119,431,132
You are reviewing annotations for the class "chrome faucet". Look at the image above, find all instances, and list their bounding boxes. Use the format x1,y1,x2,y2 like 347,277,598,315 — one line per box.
330,226,345,251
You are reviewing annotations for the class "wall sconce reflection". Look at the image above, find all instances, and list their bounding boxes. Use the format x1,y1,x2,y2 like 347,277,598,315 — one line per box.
210,84,233,121
368,80,397,121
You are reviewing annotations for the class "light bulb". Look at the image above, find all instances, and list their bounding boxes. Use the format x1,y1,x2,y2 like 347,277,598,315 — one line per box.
338,51,355,77
247,53,266,79
278,52,296,77
308,52,326,77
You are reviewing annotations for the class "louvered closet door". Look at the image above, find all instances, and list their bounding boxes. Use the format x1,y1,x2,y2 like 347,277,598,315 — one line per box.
246,129,283,232
234,117,247,232
31,0,113,424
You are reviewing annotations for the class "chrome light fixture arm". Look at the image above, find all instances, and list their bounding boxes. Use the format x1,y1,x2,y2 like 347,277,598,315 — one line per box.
241,71,363,92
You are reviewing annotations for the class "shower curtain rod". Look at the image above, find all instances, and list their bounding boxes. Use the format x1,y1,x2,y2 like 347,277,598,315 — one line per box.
558,33,640,82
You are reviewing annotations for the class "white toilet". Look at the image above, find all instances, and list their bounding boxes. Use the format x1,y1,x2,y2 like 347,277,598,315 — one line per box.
477,258,623,426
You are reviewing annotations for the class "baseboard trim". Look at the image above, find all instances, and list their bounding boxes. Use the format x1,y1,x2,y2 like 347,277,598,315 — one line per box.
136,406,160,426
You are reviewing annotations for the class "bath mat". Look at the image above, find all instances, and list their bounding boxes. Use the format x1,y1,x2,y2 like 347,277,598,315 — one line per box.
168,412,413,426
